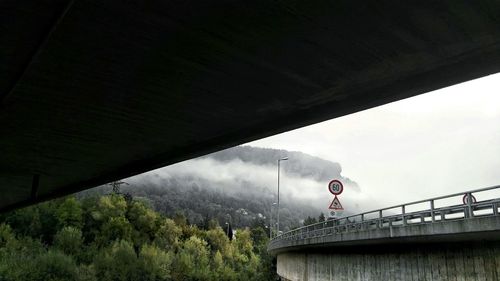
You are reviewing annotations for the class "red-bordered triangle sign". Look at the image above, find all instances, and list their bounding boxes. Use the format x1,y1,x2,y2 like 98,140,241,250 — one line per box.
329,196,344,210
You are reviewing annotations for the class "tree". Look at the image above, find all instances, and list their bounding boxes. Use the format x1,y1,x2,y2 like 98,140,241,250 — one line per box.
249,227,276,280
94,240,139,281
80,196,102,243
212,250,237,281
54,226,83,258
127,201,158,246
0,223,15,248
231,229,261,281
226,222,233,241
28,250,79,281
208,219,219,230
318,213,326,222
249,226,267,253
97,217,133,246
138,244,174,281
76,264,97,281
172,212,188,228
127,201,158,235
205,227,230,254
173,236,211,281
303,216,318,226
97,195,128,219
0,193,280,281
56,197,83,229
0,235,45,280
153,218,182,251
234,228,253,257
202,213,211,230
3,205,42,239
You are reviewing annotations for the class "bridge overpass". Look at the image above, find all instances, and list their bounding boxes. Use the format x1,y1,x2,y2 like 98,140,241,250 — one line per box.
268,185,500,281
3,1,500,212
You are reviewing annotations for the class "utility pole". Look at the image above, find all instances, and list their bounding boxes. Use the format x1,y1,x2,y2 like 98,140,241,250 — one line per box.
108,181,128,194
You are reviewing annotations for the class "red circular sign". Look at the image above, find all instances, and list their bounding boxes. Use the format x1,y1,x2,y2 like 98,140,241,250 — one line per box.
328,180,343,195
462,194,477,204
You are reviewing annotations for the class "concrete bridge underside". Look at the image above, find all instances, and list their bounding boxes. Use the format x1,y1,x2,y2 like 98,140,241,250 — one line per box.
3,1,500,212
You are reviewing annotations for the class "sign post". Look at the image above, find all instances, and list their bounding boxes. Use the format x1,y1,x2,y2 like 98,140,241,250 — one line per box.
328,179,344,218
463,193,477,218
462,193,477,205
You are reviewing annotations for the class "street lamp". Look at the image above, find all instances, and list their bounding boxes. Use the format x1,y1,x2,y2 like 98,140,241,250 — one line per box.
277,157,288,236
270,202,277,239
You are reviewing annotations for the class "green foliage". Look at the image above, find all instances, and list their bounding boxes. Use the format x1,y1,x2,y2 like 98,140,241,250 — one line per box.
76,264,97,281
28,250,79,281
319,213,326,222
0,224,14,248
0,194,277,281
56,197,83,229
0,234,31,280
303,215,318,226
249,228,276,281
54,226,83,257
97,217,133,246
249,226,267,251
181,224,204,241
207,219,219,230
94,240,139,281
234,228,253,257
205,227,230,254
153,218,181,250
174,236,211,280
127,201,158,247
138,244,174,281
173,212,188,228
98,195,128,218
212,250,237,281
3,204,43,241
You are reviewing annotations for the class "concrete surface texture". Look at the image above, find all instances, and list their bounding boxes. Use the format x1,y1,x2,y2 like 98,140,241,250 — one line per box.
3,1,500,212
270,216,500,254
277,241,500,281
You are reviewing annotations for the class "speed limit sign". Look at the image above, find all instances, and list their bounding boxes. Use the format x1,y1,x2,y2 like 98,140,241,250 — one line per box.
328,180,343,195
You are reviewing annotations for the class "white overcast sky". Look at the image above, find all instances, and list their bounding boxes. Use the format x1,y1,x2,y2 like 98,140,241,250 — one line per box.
248,73,500,207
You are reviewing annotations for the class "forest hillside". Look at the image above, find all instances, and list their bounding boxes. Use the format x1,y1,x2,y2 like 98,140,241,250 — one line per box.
0,194,275,281
82,145,361,232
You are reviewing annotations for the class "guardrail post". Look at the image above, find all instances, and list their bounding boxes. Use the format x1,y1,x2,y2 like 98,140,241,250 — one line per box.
493,203,498,215
402,205,407,226
430,200,435,222
379,210,383,228
466,192,474,218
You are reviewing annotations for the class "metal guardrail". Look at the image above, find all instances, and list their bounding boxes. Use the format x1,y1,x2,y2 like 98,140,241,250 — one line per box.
270,185,500,248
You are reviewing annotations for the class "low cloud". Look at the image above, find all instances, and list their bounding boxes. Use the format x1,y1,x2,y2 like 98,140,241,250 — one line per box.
127,153,380,216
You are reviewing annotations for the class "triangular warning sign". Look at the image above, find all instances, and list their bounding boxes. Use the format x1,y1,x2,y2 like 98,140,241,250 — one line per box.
329,196,344,210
